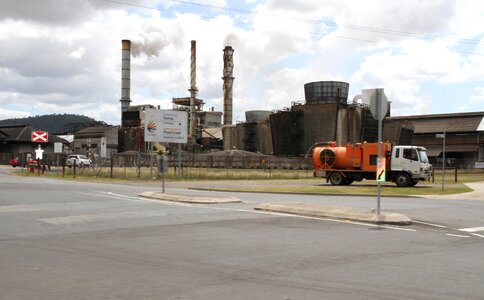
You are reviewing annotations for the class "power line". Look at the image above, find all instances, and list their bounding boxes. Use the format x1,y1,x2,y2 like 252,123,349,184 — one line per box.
99,0,483,55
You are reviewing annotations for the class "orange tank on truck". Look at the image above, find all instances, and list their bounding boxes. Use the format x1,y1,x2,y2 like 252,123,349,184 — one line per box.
309,141,432,187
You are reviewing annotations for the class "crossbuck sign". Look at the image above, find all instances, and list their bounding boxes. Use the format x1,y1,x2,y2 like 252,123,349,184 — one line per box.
31,131,48,142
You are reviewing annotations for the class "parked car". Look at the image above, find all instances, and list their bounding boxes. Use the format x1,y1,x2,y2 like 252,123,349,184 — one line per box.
9,157,38,168
66,154,92,168
9,157,20,167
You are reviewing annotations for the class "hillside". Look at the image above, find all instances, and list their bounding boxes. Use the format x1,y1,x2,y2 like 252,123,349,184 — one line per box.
0,114,107,134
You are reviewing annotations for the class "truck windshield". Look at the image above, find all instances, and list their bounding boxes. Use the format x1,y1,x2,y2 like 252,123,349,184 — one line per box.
418,150,429,163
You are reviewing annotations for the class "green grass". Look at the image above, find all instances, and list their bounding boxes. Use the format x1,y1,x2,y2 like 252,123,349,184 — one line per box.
10,166,484,196
207,183,472,196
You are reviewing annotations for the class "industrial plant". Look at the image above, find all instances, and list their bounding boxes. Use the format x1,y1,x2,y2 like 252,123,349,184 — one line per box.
83,39,484,169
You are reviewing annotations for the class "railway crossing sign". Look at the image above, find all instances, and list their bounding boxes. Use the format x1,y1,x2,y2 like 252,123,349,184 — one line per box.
32,131,48,142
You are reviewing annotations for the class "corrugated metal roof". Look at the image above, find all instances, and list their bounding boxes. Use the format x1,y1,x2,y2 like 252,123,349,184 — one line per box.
0,125,68,143
75,125,118,135
202,127,222,139
388,113,484,134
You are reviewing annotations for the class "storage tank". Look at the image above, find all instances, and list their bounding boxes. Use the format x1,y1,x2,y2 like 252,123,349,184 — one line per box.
245,110,271,122
304,81,349,104
312,143,362,169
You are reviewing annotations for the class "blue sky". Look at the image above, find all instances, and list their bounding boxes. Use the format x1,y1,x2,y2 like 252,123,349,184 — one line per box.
0,0,483,125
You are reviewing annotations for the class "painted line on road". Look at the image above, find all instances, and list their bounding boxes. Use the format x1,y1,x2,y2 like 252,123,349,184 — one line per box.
459,226,484,233
470,233,484,238
102,192,193,207
413,220,447,228
445,234,470,238
0,205,45,213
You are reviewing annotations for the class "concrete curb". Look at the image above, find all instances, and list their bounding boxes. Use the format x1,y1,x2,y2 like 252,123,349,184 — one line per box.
255,202,412,225
139,191,241,204
188,187,423,198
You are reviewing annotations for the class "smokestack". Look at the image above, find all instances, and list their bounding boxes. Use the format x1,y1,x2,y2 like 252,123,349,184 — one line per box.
189,40,198,143
120,40,132,116
222,46,234,125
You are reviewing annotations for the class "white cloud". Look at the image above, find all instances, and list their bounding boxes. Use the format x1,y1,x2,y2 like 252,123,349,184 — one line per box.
0,0,483,126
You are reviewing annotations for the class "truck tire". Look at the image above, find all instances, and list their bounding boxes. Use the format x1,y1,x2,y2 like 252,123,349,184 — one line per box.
395,172,411,187
343,178,354,185
329,172,345,186
409,180,418,186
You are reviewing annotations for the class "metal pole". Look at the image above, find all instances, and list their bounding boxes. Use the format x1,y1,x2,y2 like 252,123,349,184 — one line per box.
149,142,153,179
442,131,446,191
177,143,182,178
162,168,165,193
376,89,382,215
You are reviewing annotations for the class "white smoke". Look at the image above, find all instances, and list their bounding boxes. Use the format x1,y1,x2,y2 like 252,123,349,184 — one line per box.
224,33,239,48
131,28,170,58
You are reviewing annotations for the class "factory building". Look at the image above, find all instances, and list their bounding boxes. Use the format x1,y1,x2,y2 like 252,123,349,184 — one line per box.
385,112,484,167
117,40,223,153
113,39,484,168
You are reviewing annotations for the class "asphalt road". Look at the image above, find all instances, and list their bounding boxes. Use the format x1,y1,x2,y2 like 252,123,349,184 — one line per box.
1,167,484,299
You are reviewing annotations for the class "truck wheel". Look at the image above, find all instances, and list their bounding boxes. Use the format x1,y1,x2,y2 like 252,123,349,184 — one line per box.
409,180,418,186
395,172,411,187
343,178,354,185
329,172,345,186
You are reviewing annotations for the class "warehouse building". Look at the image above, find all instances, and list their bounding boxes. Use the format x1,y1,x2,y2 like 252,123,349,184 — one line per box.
385,112,484,167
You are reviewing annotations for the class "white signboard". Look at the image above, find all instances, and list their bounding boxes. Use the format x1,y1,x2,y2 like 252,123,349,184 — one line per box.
100,137,107,158
54,142,63,153
144,109,188,143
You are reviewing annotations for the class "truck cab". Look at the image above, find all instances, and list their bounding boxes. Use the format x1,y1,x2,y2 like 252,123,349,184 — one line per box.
390,146,432,186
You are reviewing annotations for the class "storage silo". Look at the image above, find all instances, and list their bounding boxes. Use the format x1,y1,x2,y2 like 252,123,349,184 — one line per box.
304,81,349,103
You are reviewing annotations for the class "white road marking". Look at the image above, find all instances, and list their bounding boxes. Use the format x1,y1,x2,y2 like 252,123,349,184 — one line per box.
446,234,470,238
413,221,447,228
459,226,484,233
39,210,171,225
0,205,44,213
102,192,192,206
470,233,484,238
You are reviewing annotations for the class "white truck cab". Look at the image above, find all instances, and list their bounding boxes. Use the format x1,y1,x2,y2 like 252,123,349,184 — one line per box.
390,146,432,186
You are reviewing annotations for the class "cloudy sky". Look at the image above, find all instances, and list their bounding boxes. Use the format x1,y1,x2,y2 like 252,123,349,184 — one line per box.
1,0,484,125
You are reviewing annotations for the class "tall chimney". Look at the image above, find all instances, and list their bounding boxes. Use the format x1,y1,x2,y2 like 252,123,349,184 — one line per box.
222,46,234,125
189,40,198,143
120,40,132,117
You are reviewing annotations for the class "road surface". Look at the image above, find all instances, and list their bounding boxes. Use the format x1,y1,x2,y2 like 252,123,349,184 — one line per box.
1,167,484,299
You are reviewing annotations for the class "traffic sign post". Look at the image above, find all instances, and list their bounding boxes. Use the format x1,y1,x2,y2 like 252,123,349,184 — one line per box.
363,88,388,215
436,132,446,191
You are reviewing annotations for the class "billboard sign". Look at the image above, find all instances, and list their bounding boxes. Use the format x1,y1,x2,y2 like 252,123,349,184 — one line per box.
144,109,188,143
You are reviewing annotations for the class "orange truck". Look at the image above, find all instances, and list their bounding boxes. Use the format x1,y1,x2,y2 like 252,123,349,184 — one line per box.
310,141,432,187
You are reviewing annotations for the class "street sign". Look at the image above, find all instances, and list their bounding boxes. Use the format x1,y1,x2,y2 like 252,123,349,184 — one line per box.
377,157,386,182
32,131,48,142
100,137,107,158
436,133,445,138
54,142,63,153
363,89,388,121
35,144,44,159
